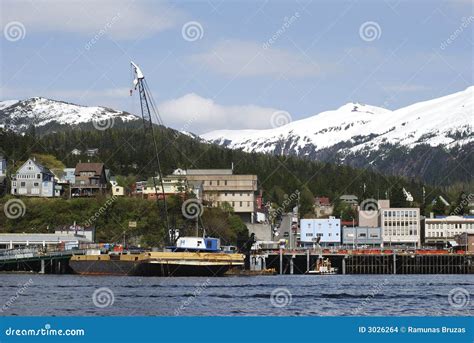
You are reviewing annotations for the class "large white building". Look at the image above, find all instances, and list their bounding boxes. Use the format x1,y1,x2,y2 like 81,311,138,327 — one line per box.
300,217,341,246
185,169,258,223
425,215,474,245
11,158,58,197
380,208,420,247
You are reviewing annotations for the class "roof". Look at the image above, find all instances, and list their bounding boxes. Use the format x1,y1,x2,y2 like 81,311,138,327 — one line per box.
0,233,92,243
20,158,53,175
75,163,105,176
186,169,233,175
316,197,331,205
340,195,358,200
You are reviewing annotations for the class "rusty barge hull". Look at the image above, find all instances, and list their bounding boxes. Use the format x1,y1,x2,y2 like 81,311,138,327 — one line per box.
69,252,245,277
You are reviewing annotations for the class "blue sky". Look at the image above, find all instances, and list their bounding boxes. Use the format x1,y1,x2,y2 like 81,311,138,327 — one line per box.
1,0,472,133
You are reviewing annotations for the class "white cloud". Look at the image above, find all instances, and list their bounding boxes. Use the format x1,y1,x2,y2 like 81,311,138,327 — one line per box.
1,0,184,40
190,40,325,78
158,93,287,133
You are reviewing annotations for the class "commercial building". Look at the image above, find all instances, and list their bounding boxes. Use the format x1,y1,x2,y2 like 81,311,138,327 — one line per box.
358,199,389,227
380,208,420,247
342,227,383,247
185,169,258,223
10,158,58,197
454,233,474,253
300,217,341,246
425,215,474,245
0,231,93,250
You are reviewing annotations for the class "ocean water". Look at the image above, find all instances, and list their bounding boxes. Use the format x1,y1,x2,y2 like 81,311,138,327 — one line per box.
0,274,472,316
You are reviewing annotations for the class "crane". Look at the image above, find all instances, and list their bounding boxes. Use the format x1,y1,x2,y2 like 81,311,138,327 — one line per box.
130,61,172,244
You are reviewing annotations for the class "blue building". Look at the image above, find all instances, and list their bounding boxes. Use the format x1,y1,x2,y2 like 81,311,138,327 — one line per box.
300,217,341,246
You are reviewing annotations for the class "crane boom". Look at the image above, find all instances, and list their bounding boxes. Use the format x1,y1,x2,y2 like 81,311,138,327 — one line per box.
130,61,172,244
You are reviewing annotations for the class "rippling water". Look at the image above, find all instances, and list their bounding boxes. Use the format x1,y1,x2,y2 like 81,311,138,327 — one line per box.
0,274,472,316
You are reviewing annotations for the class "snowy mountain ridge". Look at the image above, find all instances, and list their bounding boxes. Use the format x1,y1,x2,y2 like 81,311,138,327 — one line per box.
201,86,473,155
0,97,138,132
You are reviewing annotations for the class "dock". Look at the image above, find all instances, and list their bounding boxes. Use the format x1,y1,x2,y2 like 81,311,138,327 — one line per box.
0,248,86,274
263,249,474,274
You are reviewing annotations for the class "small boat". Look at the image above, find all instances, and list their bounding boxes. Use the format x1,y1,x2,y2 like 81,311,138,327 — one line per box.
306,257,338,275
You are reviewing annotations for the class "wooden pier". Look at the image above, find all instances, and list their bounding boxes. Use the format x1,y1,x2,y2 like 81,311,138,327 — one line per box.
264,250,474,275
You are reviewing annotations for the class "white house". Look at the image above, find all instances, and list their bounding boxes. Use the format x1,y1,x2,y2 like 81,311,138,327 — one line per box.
300,217,341,246
11,158,57,197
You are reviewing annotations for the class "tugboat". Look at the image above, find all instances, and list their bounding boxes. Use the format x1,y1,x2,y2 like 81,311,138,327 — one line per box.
69,62,245,276
306,256,338,275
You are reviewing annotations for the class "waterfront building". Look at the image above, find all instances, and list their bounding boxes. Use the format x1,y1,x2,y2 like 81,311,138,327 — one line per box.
185,169,258,223
380,207,420,247
10,158,57,197
0,231,92,250
300,217,341,246
342,226,383,247
425,215,474,245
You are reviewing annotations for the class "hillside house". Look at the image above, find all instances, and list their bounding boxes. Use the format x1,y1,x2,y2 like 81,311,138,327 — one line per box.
11,158,58,197
71,162,107,197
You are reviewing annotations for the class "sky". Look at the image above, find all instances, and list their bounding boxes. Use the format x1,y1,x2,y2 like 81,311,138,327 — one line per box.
1,0,473,134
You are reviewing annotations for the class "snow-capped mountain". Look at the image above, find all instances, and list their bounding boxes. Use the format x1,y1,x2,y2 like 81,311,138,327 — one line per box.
202,87,473,185
0,97,139,133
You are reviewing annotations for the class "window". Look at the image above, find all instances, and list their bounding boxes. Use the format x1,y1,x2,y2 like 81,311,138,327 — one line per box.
209,181,213,185
217,180,220,186
37,174,41,179
239,201,242,207
224,180,227,186
20,182,25,187
33,182,39,187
